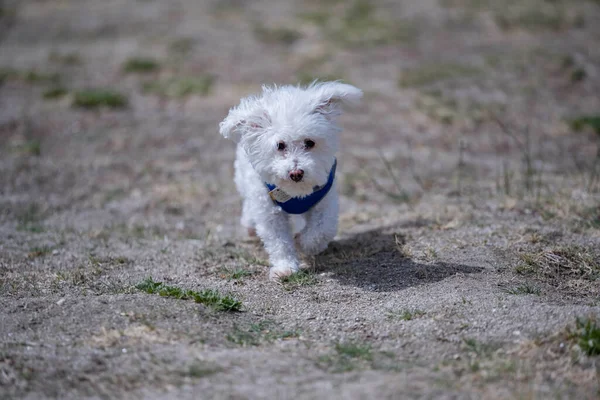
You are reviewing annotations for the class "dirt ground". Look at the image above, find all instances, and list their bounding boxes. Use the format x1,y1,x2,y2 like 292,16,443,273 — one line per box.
1,0,600,399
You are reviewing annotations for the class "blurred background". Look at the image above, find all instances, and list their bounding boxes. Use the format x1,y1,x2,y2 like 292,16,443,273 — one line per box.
1,0,599,238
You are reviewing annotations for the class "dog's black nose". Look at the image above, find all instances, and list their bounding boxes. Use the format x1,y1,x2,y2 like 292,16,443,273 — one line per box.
289,169,304,182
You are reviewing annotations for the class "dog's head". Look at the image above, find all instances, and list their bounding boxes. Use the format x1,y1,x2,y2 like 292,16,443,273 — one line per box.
219,81,362,197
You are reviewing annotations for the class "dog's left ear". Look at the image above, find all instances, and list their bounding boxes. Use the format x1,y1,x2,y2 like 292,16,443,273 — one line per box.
311,81,363,116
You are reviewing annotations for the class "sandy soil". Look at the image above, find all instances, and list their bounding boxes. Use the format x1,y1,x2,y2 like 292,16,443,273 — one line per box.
1,0,599,399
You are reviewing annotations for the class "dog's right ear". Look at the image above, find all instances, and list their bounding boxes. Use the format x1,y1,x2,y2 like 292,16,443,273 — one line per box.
219,100,269,143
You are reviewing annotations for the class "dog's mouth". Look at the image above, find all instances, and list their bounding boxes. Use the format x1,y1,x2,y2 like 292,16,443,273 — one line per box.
270,175,324,198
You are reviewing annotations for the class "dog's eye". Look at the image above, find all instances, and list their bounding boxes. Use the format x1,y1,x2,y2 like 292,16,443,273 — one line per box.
277,141,286,151
304,139,315,149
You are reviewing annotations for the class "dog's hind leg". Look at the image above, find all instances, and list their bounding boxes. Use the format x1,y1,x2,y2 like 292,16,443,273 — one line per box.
296,187,339,256
240,200,256,237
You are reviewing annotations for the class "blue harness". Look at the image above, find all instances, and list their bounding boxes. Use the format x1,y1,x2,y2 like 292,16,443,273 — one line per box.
265,159,337,215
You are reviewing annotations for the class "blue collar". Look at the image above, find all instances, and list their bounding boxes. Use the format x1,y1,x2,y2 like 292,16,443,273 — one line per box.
265,159,337,215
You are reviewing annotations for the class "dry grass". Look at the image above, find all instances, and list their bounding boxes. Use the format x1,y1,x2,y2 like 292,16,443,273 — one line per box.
441,318,600,395
517,246,599,280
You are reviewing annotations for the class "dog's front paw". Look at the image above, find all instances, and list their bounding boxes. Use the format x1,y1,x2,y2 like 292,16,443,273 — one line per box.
269,260,299,281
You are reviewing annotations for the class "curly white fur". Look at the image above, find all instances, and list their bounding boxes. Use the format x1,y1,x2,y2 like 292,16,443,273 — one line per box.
219,81,362,280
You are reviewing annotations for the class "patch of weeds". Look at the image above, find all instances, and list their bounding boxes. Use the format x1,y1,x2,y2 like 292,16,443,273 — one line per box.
43,87,68,100
27,246,53,259
569,116,600,135
102,187,127,205
48,51,82,66
319,341,399,373
184,361,221,378
0,67,17,83
441,0,584,32
570,68,586,83
72,89,128,109
168,37,196,57
516,245,599,281
0,5,16,20
577,206,600,230
463,338,500,357
502,282,541,295
416,90,503,125
142,75,214,98
0,67,60,85
335,341,373,360
253,23,302,45
135,277,242,312
23,70,60,84
280,270,318,291
297,10,331,26
399,63,481,88
494,5,584,32
16,204,44,232
200,246,268,267
123,57,161,73
328,0,417,48
568,317,600,356
13,139,42,157
227,320,299,346
219,267,256,281
424,246,439,261
387,309,426,321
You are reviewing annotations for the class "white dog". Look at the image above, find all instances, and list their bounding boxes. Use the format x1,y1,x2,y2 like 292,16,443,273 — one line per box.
219,82,363,280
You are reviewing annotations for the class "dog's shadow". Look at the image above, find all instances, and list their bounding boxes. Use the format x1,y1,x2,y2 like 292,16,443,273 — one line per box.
314,228,482,292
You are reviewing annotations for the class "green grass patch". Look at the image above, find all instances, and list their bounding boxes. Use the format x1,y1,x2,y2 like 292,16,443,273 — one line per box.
48,51,82,66
219,268,256,281
335,341,373,361
43,87,68,99
387,309,426,321
16,203,44,232
0,67,60,85
168,37,196,57
183,361,222,378
123,57,161,73
569,317,600,356
577,206,600,230
142,75,214,98
440,0,584,32
12,139,42,157
462,338,501,357
72,89,128,109
280,270,318,290
569,116,600,135
253,24,302,45
328,0,417,48
317,341,401,373
399,63,481,88
227,320,299,346
297,10,331,26
495,7,583,32
135,277,242,311
502,282,541,295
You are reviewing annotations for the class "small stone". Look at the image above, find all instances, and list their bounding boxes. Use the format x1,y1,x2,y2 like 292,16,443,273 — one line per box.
56,298,65,306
